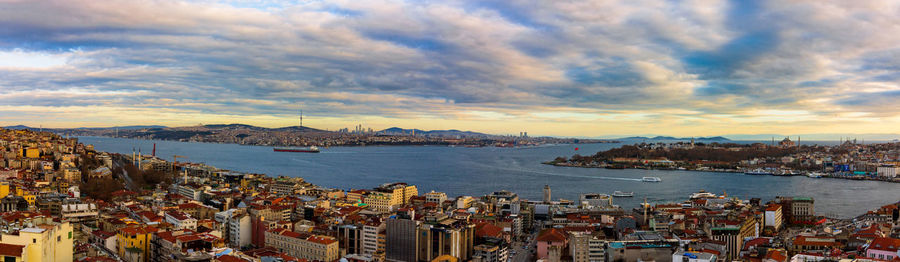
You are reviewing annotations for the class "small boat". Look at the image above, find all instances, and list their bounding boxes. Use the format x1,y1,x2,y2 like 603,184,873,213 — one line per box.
641,177,662,182
807,172,823,178
273,146,320,153
612,191,634,197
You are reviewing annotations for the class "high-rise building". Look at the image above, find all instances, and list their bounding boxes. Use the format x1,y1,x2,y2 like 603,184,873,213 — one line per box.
543,185,551,203
337,224,363,256
569,231,607,262
416,217,475,261
385,216,419,262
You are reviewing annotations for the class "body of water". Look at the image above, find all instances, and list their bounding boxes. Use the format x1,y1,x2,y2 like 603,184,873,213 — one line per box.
79,136,898,218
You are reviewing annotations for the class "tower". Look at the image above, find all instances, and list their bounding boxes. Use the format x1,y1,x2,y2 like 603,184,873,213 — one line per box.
300,110,303,128
643,197,649,226
543,185,551,203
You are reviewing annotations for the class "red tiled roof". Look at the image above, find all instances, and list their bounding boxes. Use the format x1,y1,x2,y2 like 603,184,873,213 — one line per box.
0,243,24,257
215,255,246,262
166,211,191,221
178,202,203,209
91,230,116,239
475,222,504,238
869,237,900,253
793,236,838,247
119,225,157,236
536,228,567,243
743,237,770,250
765,249,788,262
307,235,337,245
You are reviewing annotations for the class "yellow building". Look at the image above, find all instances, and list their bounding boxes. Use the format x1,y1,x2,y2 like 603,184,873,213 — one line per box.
0,182,10,197
117,225,155,262
265,228,339,262
24,148,39,159
364,183,418,212
14,191,35,207
0,222,73,262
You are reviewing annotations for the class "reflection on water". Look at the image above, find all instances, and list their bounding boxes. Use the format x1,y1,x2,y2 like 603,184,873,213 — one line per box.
79,136,900,218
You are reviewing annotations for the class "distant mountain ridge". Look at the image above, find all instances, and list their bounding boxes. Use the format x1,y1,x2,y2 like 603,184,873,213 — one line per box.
617,136,732,141
4,125,167,130
378,127,491,137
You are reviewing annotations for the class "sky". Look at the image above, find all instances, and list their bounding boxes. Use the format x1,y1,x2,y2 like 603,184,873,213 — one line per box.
1,0,899,138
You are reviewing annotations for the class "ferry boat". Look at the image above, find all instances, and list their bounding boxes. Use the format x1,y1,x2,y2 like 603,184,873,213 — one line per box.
744,168,773,175
690,190,717,199
641,177,662,182
612,191,634,197
273,146,320,153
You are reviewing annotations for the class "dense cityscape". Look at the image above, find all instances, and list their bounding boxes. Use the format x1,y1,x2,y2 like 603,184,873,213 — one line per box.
32,124,610,148
4,1,900,262
0,127,898,262
549,137,900,183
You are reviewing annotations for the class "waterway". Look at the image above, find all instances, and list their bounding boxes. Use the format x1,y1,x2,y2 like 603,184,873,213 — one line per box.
78,137,899,218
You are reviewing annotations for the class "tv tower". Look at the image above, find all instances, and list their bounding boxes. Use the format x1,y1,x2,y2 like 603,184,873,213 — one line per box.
300,110,303,128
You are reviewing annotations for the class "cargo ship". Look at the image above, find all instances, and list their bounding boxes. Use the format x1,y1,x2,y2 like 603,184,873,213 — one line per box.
273,146,320,153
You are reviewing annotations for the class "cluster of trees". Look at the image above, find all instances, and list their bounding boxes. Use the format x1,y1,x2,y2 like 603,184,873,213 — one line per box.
79,178,123,201
76,153,173,200
555,143,833,166
122,163,172,190
77,155,123,201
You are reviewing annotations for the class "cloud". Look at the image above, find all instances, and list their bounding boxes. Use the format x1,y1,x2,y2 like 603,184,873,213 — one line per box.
0,0,899,136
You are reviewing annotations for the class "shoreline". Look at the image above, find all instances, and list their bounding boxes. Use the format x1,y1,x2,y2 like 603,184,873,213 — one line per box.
75,135,897,218
73,134,617,148
543,161,900,184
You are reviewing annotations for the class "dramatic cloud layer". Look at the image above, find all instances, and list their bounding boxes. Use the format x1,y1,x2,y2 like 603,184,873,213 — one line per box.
1,0,899,137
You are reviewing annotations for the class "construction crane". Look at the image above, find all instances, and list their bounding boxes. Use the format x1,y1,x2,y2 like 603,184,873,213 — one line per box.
173,155,187,183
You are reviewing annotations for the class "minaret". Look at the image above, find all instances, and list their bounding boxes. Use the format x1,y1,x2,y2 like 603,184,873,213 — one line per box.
543,185,551,203
643,197,649,225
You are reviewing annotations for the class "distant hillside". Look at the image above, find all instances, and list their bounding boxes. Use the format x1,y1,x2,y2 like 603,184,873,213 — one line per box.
3,125,32,130
617,136,731,141
4,125,167,130
379,127,491,137
77,125,168,130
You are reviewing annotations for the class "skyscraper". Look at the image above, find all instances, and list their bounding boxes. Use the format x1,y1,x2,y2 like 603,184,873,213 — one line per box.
543,185,551,203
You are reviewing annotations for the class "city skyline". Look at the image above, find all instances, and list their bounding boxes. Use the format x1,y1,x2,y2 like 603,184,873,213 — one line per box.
3,0,900,137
